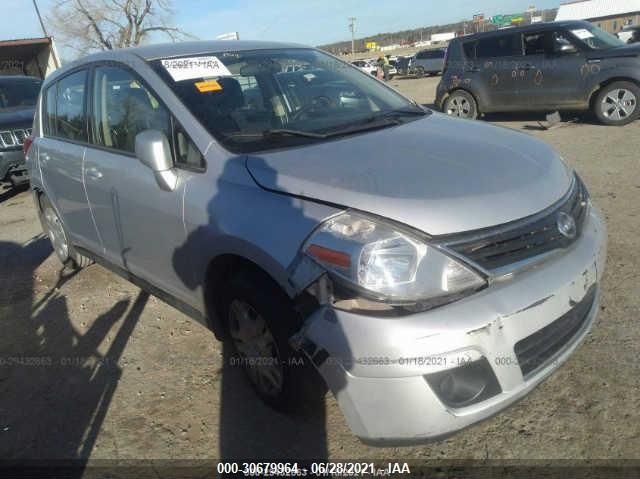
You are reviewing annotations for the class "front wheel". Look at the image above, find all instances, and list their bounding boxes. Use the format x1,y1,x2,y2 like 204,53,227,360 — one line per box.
594,81,640,126
443,90,479,120
222,270,326,412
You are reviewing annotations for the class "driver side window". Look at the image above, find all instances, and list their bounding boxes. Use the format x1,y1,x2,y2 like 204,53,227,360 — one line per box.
91,66,171,154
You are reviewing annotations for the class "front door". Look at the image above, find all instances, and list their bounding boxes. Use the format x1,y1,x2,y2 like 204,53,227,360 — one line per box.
521,29,587,109
83,64,197,304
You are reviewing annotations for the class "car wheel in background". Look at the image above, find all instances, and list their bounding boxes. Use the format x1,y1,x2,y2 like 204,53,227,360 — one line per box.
415,66,425,77
443,90,479,120
594,81,640,126
40,196,93,269
222,269,327,412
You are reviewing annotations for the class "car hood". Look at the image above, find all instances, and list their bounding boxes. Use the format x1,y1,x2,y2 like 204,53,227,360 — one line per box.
0,107,35,130
588,42,640,59
246,113,572,235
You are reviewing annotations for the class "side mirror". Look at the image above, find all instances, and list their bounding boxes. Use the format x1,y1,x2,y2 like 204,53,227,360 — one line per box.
559,44,578,54
134,130,177,192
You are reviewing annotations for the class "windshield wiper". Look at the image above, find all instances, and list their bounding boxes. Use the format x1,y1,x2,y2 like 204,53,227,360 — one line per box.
224,129,328,141
370,106,428,121
322,107,427,138
323,116,404,138
263,128,328,139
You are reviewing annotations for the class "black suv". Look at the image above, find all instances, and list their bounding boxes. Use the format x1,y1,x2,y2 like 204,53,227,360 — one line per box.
436,21,640,125
0,76,42,185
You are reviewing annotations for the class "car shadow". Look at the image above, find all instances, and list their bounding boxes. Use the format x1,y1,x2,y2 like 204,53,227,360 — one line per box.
172,156,357,465
0,182,29,203
0,236,148,476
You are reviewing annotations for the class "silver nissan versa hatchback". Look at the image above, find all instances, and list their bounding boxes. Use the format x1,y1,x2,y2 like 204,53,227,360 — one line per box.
26,41,607,445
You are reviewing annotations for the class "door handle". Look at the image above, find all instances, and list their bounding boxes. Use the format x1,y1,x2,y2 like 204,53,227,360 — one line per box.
86,167,103,180
520,64,536,70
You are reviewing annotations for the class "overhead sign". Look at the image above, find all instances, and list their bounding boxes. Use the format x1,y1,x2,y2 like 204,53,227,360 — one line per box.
491,14,525,25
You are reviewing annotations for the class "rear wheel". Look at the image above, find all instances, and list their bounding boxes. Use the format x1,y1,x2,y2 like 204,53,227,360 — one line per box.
222,269,326,411
443,90,479,120
40,196,92,269
594,81,640,126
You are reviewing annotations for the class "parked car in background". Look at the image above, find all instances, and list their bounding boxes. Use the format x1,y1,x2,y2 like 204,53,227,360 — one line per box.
28,40,606,445
410,48,446,76
617,24,640,44
0,76,42,186
436,20,640,126
351,59,376,75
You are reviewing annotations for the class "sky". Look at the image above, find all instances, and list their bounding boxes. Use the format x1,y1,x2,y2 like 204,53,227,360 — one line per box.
2,0,562,55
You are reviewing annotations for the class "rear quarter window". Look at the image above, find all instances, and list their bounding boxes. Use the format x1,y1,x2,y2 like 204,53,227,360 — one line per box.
476,34,522,58
462,42,477,59
43,70,89,142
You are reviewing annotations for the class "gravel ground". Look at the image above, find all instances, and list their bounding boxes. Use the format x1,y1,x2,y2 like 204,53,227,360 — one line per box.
0,76,639,468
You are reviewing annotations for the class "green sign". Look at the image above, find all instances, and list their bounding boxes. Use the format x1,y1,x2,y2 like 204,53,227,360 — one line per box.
491,14,525,25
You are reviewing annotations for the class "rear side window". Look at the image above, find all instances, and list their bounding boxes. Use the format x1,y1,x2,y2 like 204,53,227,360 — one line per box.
91,66,171,154
476,34,522,58
462,42,477,59
44,70,88,141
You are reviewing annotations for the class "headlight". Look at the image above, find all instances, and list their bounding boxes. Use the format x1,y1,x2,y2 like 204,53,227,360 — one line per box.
303,212,486,309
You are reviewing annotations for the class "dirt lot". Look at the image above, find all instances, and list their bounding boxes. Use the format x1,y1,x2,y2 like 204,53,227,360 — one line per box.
0,76,639,468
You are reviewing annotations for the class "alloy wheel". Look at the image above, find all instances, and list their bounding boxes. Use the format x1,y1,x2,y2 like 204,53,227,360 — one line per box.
228,299,284,397
601,88,637,122
446,95,472,118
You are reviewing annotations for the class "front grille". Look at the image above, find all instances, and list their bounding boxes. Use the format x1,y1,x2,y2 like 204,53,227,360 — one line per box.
514,285,597,378
443,176,589,271
0,128,32,148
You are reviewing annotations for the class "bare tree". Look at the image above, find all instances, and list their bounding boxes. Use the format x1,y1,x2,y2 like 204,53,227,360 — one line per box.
48,0,195,56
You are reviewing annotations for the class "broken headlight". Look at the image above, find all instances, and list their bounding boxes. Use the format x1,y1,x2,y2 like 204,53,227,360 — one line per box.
303,212,486,311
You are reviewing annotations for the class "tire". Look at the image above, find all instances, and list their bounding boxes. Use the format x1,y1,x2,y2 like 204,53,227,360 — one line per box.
593,81,640,126
221,269,327,412
443,90,479,120
415,66,425,77
40,196,93,270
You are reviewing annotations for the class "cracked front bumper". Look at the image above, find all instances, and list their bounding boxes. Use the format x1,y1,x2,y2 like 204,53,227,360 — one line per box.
302,207,607,444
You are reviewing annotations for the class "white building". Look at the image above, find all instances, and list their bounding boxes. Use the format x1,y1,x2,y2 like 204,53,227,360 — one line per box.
555,0,640,33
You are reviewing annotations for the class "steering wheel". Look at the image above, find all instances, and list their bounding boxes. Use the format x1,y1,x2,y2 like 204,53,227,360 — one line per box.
290,95,333,120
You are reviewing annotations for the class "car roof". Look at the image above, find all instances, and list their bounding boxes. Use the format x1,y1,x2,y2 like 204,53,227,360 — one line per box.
43,40,310,85
0,75,42,83
452,20,592,43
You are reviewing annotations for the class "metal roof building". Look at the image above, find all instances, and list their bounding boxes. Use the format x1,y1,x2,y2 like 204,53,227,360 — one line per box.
556,0,640,30
556,0,640,20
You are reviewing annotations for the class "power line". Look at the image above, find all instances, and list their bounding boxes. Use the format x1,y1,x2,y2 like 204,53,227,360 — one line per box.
32,0,48,37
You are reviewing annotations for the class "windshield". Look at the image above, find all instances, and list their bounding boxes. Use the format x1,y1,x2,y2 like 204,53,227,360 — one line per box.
569,24,625,50
151,48,422,153
0,78,42,111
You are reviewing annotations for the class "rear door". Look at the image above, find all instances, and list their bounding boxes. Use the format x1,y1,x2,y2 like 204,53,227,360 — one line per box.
520,29,586,109
39,69,101,252
83,64,198,303
474,32,527,110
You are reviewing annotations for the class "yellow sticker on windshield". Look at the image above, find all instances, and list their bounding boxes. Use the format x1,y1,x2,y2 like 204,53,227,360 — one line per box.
195,80,223,92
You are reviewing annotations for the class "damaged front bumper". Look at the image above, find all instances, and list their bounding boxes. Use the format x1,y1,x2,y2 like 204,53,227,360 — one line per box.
0,148,28,183
294,207,606,445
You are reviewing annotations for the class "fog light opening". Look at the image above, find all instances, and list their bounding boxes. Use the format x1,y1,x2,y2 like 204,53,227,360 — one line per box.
425,357,502,409
438,369,487,407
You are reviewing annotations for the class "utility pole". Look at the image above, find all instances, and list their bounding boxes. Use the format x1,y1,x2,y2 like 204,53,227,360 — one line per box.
32,0,48,37
348,17,356,57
